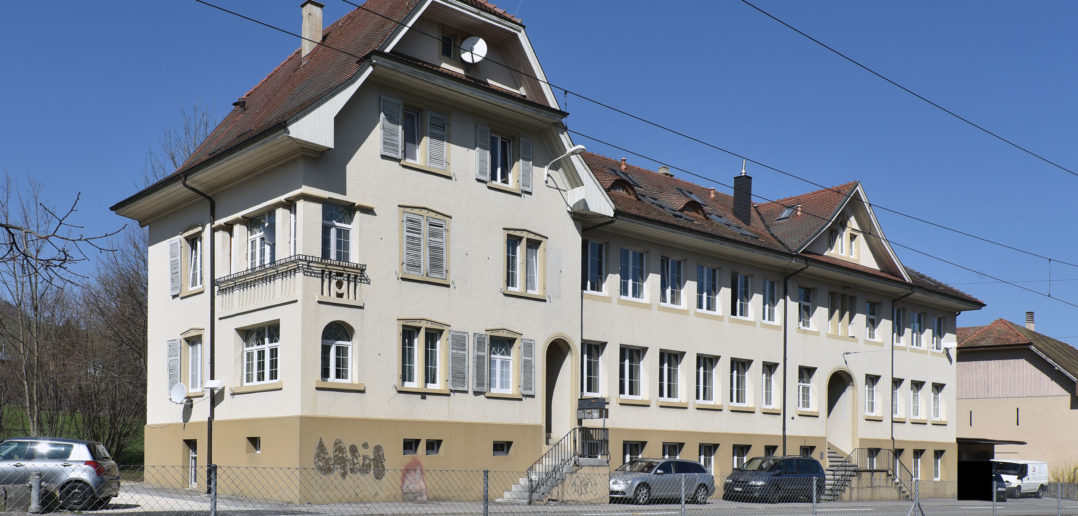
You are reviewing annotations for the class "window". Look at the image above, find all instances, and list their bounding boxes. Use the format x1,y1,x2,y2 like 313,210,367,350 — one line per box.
696,355,716,403
493,441,512,456
619,249,645,300
426,439,442,456
401,208,449,281
732,445,750,469
764,445,778,457
660,257,683,306
867,448,879,469
829,293,855,337
583,240,605,293
242,324,279,385
402,108,420,163
321,322,351,382
246,437,261,454
623,441,644,465
187,234,202,289
490,134,513,185
800,446,815,459
186,336,202,393
933,450,943,481
619,347,642,398
798,366,815,410
894,449,904,476
185,440,198,488
761,363,777,408
912,450,923,481
699,444,717,474
658,351,680,400
248,212,275,269
379,97,450,172
762,279,777,322
321,203,353,262
440,34,455,59
892,307,905,346
696,266,719,312
892,379,903,417
829,228,843,255
489,337,513,394
399,322,445,390
911,381,923,419
401,327,418,388
932,317,944,351
505,231,545,295
798,287,813,328
849,232,858,258
865,375,879,415
732,272,751,318
729,359,749,405
402,438,420,455
424,331,441,389
931,384,943,420
911,312,924,348
581,342,602,396
865,302,880,340
662,442,682,459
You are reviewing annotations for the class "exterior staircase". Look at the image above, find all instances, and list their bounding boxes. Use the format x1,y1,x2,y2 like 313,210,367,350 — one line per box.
496,427,608,504
831,447,915,501
823,446,858,501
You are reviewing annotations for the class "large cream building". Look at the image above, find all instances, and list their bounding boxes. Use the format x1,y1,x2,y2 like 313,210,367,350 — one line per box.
111,0,982,502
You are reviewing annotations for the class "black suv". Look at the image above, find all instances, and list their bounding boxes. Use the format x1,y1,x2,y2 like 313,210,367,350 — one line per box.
722,456,826,503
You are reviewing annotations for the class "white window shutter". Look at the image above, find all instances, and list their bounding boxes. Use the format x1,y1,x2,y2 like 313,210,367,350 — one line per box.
380,96,403,159
521,338,535,396
473,333,488,393
519,138,533,193
402,213,424,275
427,112,448,171
167,338,181,392
475,124,490,182
448,331,469,392
427,217,447,280
168,237,181,296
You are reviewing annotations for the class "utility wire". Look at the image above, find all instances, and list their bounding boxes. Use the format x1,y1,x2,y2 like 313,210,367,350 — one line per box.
191,0,1078,309
741,0,1078,180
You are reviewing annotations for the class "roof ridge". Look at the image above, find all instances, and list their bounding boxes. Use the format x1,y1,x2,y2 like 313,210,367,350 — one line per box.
581,151,731,197
760,181,859,207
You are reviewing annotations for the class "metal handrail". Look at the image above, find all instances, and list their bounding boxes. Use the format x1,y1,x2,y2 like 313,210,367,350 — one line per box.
842,447,915,498
525,427,608,504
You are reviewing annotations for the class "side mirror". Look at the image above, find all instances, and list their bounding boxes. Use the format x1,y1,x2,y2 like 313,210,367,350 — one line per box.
654,470,664,475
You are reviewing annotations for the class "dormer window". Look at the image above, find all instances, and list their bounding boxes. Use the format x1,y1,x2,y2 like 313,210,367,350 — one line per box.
441,34,455,59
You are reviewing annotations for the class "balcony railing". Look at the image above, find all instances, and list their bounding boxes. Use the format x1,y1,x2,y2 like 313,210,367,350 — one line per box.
217,254,369,313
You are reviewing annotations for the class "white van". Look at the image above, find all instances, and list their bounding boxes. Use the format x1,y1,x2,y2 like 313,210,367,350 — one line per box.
992,460,1049,497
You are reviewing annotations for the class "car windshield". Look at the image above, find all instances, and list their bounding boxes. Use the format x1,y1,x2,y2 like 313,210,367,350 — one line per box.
616,460,658,473
994,462,1025,476
739,457,781,471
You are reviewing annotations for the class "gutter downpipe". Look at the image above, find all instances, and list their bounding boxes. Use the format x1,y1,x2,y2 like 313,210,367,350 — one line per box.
782,261,810,456
889,289,914,459
181,175,216,493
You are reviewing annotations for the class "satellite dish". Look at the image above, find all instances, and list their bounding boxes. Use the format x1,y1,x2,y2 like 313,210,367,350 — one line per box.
460,36,487,64
169,383,188,404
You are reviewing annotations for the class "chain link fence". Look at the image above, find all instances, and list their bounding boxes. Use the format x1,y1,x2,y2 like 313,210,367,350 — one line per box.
4,465,1078,514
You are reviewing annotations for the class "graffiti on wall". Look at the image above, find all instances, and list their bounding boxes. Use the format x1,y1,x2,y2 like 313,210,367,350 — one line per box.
313,438,386,480
400,458,428,502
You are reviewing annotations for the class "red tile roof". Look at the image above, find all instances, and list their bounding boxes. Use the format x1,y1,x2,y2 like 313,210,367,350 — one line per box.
757,182,858,250
958,318,1078,379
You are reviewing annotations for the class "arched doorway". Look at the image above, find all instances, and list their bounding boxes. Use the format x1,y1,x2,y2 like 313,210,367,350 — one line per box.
826,370,856,456
544,339,572,445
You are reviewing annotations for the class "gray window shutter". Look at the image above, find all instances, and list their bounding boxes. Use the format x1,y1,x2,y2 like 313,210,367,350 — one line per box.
473,333,488,393
380,96,402,159
475,124,490,182
402,212,424,275
427,112,448,171
426,217,447,280
167,338,182,392
519,138,533,193
521,338,535,396
448,331,469,392
168,237,181,296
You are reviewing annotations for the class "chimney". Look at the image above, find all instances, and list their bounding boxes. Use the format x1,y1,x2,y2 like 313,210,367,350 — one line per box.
733,160,752,225
619,158,627,171
1025,311,1035,331
658,165,673,177
301,1,325,59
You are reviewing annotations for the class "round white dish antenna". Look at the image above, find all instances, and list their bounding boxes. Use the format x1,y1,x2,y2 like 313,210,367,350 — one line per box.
460,36,487,64
169,383,187,404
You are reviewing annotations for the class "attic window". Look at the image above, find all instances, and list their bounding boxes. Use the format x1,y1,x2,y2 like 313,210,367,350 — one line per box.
707,213,757,239
640,194,693,222
608,167,641,188
675,187,707,206
777,205,799,221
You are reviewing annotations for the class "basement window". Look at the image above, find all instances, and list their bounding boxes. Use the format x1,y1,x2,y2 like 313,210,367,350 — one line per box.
493,441,512,456
403,438,420,455
425,439,442,456
246,437,261,454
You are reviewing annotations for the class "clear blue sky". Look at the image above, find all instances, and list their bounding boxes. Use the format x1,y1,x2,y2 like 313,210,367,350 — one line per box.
3,1,1075,341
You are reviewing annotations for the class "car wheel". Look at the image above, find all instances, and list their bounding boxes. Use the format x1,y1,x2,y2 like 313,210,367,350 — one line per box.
633,484,651,505
692,485,708,504
1035,485,1046,498
60,481,94,510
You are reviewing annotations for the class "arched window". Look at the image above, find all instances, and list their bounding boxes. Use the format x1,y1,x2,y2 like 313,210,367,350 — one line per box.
321,322,352,382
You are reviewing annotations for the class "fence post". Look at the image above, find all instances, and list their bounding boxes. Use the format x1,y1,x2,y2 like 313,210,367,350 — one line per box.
28,472,42,513
812,475,818,515
680,473,686,516
209,464,217,516
1058,482,1062,516
483,469,489,516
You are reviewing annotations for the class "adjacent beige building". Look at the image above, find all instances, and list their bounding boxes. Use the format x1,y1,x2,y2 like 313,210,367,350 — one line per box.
111,0,983,503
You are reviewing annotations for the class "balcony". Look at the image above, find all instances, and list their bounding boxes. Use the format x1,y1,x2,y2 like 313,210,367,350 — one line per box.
217,254,370,315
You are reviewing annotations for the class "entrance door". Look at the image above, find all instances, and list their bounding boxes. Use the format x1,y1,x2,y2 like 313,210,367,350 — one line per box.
184,440,198,489
544,339,572,445
826,372,855,456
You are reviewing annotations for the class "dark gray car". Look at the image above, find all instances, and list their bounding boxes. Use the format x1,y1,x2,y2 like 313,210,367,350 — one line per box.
609,458,715,504
722,456,825,503
0,437,120,510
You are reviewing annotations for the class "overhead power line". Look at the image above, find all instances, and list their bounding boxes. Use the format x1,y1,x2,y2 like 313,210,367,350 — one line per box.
740,0,1078,180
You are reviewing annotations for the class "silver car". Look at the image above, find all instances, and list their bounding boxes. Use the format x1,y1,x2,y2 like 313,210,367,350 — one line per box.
609,458,715,504
0,437,120,510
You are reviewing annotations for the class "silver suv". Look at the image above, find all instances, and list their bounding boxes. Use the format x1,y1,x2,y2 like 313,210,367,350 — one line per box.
0,437,120,510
